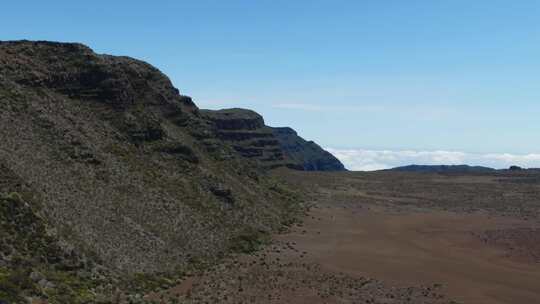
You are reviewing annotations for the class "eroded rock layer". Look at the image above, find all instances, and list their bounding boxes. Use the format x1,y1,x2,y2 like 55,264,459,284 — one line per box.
202,108,346,171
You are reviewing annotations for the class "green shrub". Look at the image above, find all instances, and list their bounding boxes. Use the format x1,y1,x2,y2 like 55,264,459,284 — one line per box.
230,228,270,254
1,192,24,204
0,268,34,303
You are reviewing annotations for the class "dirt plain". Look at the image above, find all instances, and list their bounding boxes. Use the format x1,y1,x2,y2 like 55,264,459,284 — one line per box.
150,169,540,304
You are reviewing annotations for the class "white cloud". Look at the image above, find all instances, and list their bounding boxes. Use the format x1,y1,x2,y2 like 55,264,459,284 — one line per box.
325,148,540,171
482,153,540,163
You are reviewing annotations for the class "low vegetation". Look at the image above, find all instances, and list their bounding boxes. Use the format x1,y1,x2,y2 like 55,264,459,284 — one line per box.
0,41,309,303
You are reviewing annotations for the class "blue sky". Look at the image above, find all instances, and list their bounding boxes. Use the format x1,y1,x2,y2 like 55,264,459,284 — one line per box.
3,1,540,169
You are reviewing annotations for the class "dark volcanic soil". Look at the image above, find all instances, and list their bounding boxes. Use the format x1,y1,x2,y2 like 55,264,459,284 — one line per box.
148,170,540,304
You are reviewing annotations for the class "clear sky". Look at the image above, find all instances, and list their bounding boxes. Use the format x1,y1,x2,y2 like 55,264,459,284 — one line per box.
3,1,540,169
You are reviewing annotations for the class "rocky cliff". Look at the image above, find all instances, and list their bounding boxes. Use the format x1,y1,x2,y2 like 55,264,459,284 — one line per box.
201,108,346,171
272,127,346,171
200,109,293,169
0,40,307,303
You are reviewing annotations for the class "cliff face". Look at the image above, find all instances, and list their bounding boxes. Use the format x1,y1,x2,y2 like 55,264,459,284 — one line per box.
0,40,306,302
272,127,346,171
201,109,294,169
202,108,346,171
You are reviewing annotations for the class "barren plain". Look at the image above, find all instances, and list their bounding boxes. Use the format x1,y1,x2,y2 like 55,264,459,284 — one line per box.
152,169,540,304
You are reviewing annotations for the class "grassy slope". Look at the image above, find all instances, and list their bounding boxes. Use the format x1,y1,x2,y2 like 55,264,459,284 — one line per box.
0,41,305,303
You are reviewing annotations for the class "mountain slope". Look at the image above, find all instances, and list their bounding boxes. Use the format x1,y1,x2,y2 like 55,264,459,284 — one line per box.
0,40,305,302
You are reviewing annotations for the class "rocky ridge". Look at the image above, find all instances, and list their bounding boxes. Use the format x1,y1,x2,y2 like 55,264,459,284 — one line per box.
271,126,345,171
0,40,317,303
202,108,346,171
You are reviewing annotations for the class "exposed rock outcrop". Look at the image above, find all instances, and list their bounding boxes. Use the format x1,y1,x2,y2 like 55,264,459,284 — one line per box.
201,109,292,169
272,127,346,171
202,108,346,171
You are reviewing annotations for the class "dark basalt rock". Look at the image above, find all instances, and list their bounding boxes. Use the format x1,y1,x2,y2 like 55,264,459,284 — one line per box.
200,108,291,168
205,108,265,130
272,127,346,171
209,185,234,205
202,109,346,171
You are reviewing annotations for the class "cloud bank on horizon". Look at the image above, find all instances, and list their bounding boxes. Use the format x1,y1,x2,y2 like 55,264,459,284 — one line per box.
326,148,540,171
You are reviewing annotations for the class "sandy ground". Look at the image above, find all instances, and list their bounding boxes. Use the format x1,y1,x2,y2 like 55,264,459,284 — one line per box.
280,206,540,304
151,171,540,304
